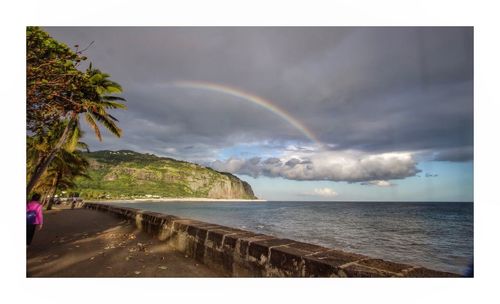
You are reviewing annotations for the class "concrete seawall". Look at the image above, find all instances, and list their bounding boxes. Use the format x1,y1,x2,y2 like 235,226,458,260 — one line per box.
83,202,460,277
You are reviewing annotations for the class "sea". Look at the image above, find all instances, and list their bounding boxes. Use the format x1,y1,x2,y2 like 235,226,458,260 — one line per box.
108,200,473,275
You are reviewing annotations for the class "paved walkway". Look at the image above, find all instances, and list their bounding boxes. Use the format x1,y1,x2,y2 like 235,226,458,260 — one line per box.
27,207,227,277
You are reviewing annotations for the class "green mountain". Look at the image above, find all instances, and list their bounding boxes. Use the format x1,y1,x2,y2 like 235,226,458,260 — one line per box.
73,150,256,200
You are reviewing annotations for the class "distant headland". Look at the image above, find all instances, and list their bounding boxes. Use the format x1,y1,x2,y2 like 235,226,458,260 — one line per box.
71,150,257,200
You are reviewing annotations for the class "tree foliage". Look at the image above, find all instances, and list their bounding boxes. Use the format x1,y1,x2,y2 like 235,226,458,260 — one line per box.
26,27,127,196
27,27,86,134
31,135,90,210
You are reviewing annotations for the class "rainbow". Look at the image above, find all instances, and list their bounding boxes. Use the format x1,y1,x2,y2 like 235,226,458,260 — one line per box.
171,81,321,145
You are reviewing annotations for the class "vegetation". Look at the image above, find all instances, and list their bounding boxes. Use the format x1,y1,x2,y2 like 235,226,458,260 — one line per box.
26,27,126,202
28,118,92,209
70,150,256,200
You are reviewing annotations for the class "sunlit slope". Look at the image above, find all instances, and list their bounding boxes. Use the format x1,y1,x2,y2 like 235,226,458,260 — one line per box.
73,150,256,200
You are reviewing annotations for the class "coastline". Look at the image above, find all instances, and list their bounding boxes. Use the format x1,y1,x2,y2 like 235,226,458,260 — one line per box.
87,198,267,203
80,200,472,274
81,202,462,277
27,203,462,277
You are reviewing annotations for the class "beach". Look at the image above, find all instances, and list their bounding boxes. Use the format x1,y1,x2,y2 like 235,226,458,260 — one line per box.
26,206,226,277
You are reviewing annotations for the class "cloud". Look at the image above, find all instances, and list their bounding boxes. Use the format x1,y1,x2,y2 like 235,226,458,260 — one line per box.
45,27,473,164
432,146,473,162
360,180,395,187
210,150,420,183
300,187,338,198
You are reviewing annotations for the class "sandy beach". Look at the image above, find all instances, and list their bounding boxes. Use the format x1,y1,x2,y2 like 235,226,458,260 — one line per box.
26,206,227,277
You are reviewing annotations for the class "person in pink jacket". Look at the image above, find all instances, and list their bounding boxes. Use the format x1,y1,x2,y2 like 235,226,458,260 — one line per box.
26,193,43,246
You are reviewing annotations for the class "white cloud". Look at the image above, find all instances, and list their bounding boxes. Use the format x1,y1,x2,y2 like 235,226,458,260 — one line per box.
360,180,395,187
210,149,420,183
306,187,339,198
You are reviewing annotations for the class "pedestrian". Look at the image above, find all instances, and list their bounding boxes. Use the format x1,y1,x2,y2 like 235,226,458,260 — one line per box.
27,193,43,246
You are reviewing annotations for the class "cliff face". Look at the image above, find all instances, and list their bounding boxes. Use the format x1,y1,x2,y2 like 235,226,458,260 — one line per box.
207,173,255,199
74,150,256,200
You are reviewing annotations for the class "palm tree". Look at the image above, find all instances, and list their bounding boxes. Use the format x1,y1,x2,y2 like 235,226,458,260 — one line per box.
28,118,90,209
27,121,68,185
27,67,126,195
41,149,90,210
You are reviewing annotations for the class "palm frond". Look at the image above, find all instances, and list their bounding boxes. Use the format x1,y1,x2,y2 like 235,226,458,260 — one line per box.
107,114,119,122
105,84,122,94
89,112,122,138
84,112,102,141
64,122,80,152
99,100,127,109
102,95,126,102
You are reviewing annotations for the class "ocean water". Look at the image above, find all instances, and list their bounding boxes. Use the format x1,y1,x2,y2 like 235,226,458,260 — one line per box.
108,200,473,275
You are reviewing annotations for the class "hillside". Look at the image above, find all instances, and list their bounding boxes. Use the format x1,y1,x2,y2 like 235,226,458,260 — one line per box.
72,150,256,200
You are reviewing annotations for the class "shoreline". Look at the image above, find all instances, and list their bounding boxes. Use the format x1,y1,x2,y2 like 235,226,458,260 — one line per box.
87,198,267,203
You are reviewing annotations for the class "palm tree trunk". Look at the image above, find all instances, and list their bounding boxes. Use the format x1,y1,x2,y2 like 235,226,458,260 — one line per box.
46,172,61,211
26,116,75,195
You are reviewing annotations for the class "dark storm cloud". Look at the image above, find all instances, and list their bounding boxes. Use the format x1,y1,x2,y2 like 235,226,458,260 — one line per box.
44,27,473,164
432,146,474,162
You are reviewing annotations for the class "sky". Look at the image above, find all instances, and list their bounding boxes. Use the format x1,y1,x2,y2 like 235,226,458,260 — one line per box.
45,27,473,201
